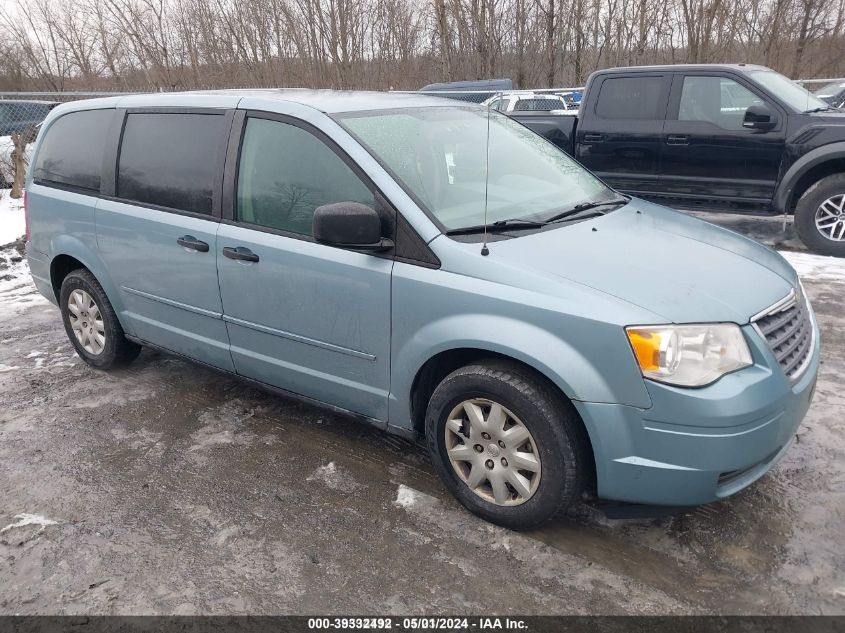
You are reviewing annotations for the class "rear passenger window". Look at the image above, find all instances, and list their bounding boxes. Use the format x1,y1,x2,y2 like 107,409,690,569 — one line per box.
595,77,664,120
236,117,373,236
117,113,225,215
33,109,113,191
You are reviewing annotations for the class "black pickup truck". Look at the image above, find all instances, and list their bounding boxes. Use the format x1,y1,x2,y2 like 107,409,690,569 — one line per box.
511,64,845,256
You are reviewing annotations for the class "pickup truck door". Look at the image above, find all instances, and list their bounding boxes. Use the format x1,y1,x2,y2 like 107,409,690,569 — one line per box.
575,73,671,194
659,73,786,207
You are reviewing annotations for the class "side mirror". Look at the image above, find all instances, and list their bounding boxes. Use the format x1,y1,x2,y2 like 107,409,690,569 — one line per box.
743,104,777,131
313,202,393,251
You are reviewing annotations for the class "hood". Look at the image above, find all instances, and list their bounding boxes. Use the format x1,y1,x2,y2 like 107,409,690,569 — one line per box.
810,111,845,124
485,200,798,324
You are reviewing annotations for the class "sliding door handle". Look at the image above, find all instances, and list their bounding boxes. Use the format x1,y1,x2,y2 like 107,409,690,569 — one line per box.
584,133,604,143
177,235,209,252
222,246,259,263
666,135,689,145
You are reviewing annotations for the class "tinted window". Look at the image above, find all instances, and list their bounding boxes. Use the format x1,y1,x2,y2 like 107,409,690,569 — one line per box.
513,97,565,111
595,76,664,119
237,117,373,236
117,113,225,214
33,109,112,191
679,76,763,130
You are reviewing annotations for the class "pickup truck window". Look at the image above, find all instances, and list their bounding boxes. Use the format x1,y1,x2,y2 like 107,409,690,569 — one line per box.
595,76,663,119
748,70,828,112
678,76,762,130
339,106,609,231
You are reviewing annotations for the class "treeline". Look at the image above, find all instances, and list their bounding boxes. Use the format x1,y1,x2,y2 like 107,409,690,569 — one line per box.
1,0,844,93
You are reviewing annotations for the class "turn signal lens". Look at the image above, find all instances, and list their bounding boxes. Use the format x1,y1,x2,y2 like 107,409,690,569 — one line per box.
625,324,752,387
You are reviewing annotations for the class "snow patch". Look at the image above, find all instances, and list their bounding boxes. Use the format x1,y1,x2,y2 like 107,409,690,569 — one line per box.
781,251,845,284
1,513,58,534
306,461,362,493
0,189,25,246
394,484,434,509
308,461,337,481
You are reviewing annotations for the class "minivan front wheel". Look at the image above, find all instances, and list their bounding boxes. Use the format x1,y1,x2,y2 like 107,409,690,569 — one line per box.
60,269,141,369
795,173,845,256
425,361,588,529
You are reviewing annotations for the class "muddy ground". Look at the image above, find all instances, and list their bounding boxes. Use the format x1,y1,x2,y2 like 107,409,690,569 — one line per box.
0,213,843,615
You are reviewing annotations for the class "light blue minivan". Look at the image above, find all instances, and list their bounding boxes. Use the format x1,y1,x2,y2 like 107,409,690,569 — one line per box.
25,90,819,528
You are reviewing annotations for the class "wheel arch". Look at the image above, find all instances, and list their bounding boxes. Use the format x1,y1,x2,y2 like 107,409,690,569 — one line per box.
775,143,845,213
50,254,85,302
46,236,132,335
409,347,598,492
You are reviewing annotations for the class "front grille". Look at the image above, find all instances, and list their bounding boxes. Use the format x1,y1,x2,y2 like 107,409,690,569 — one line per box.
753,287,813,381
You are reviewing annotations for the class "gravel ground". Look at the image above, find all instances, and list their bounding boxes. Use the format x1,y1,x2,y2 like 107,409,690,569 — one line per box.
0,212,843,615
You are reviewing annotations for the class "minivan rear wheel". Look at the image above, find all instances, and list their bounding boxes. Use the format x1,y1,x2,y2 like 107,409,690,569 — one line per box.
795,173,845,256
425,361,588,529
60,269,141,369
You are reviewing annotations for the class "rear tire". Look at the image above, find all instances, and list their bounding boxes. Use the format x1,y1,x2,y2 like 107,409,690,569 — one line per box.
59,269,141,370
425,361,588,530
795,173,845,256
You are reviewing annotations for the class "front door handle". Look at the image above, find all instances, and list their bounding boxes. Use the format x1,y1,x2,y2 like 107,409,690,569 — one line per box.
222,246,259,263
584,133,604,143
177,235,209,252
666,135,689,146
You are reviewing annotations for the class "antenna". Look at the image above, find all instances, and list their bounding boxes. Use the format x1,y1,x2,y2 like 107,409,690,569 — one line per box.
481,91,499,256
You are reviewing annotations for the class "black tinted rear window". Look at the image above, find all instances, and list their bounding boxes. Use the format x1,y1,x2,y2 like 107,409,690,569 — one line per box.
117,113,225,215
33,109,113,191
513,98,564,111
595,76,664,119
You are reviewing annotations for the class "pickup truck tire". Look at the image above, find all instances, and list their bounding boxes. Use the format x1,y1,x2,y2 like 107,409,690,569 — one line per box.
795,174,845,256
59,269,141,370
425,361,588,530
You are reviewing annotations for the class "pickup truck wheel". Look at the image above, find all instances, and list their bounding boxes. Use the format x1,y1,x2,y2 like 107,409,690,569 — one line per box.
60,269,141,370
795,174,845,256
425,361,588,530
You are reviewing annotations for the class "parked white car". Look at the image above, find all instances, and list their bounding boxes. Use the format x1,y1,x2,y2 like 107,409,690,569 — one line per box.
483,91,578,113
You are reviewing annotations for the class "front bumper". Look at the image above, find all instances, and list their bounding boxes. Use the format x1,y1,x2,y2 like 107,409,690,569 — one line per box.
575,320,820,506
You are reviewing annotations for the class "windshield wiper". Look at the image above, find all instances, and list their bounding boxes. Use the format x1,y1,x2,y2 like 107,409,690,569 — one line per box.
543,196,628,224
804,106,833,113
444,218,547,235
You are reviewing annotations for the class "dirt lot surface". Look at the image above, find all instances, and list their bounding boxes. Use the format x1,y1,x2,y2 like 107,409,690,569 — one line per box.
0,213,843,615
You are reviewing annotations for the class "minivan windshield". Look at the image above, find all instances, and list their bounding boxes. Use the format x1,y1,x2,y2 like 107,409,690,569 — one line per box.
748,70,829,112
338,106,613,231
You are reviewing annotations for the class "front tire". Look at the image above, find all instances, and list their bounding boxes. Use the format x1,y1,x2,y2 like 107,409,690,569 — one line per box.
795,173,845,256
425,361,588,529
60,269,141,370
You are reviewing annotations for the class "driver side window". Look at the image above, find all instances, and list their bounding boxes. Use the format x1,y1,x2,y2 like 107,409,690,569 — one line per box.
679,76,763,131
236,117,373,236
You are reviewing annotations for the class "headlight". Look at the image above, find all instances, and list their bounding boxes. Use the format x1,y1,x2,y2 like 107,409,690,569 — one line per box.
625,323,752,387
